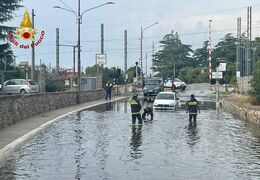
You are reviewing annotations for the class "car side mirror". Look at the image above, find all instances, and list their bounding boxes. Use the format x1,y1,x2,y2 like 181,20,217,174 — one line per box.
177,98,179,100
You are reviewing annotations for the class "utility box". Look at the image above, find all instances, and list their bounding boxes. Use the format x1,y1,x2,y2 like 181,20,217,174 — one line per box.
80,77,96,91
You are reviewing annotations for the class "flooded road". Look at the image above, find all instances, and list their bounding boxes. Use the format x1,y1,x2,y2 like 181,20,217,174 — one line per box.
0,84,260,180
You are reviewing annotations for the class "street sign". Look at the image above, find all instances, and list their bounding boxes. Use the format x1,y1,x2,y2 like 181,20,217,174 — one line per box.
212,72,223,79
236,71,240,78
218,62,226,72
96,54,107,65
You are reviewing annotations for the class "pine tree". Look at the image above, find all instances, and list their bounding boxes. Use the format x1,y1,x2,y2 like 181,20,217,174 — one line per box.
0,0,22,70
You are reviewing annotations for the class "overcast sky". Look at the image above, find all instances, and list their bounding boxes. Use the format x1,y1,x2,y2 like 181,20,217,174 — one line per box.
5,0,260,74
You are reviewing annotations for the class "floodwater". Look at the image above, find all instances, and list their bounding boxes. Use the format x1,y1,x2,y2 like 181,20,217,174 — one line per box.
0,100,260,180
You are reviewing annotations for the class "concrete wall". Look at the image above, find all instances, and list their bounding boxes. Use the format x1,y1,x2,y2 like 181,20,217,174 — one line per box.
0,89,105,129
222,98,260,125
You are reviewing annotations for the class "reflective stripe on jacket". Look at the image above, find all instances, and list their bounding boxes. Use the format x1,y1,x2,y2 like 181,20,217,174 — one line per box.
129,98,141,115
186,99,199,114
105,83,113,92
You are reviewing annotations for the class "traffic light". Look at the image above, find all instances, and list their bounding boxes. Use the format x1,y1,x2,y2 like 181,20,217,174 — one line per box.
210,79,216,85
219,79,225,85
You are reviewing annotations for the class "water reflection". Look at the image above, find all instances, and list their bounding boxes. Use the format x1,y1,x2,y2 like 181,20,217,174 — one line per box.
186,124,200,150
1,101,260,179
74,112,85,180
129,125,143,159
89,102,114,112
106,102,113,111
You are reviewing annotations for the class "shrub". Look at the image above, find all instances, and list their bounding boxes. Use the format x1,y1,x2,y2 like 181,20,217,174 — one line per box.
250,60,260,102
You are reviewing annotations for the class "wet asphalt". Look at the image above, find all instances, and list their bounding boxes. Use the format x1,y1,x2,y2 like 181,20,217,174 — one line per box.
0,84,260,180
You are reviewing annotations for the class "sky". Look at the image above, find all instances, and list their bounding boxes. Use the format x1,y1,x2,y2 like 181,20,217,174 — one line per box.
5,0,260,75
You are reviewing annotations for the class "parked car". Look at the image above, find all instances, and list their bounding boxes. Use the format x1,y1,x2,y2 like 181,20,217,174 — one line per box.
164,78,187,91
153,91,179,111
0,79,39,94
179,99,187,109
143,77,163,101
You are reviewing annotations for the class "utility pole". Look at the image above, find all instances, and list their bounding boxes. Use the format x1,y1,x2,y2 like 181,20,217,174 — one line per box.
140,27,143,84
101,23,104,74
31,9,35,81
77,0,81,104
73,46,76,79
152,41,155,76
101,23,104,54
236,17,241,91
124,30,127,84
246,6,252,91
208,19,212,81
56,28,60,75
145,53,148,77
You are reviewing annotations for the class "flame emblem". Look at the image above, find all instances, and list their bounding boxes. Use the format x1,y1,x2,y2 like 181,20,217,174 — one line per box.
16,10,37,41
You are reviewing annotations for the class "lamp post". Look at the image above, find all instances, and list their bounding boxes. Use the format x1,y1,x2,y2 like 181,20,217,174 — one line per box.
140,22,159,86
54,1,114,104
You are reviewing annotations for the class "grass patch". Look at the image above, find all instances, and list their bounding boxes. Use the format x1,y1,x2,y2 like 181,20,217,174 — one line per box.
232,93,260,105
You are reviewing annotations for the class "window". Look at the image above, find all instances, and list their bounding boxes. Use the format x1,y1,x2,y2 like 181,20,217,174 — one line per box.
6,80,15,85
29,80,37,85
14,80,23,85
157,93,175,100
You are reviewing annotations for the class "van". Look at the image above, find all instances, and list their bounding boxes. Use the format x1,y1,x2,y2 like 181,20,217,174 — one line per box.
0,79,39,94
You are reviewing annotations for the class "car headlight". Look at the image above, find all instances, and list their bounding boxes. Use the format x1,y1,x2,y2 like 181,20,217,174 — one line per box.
169,103,175,106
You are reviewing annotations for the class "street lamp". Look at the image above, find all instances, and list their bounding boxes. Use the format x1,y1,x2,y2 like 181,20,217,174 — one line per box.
54,1,114,104
140,22,159,86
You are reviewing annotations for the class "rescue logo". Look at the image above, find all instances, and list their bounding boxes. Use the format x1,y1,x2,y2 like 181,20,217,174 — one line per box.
8,10,45,49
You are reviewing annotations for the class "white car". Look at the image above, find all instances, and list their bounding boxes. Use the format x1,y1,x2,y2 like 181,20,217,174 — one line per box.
164,78,187,91
153,91,179,111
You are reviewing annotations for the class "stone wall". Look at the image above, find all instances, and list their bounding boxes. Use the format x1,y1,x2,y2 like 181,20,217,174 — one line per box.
222,98,260,125
0,90,105,129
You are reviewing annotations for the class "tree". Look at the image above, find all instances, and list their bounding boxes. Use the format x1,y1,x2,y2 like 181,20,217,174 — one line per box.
179,67,208,84
127,66,140,83
0,0,22,70
85,64,98,76
250,60,260,102
192,41,209,67
152,31,193,79
211,33,237,84
212,33,237,66
85,65,125,86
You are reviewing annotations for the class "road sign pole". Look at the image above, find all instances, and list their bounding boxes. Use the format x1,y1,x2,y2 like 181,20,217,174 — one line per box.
1,71,4,96
216,68,220,111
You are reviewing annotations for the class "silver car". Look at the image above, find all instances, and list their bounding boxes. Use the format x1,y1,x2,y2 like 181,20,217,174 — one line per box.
0,79,39,94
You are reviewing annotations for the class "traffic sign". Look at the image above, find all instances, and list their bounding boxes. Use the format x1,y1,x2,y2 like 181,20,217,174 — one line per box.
218,62,226,72
212,72,223,79
236,71,240,78
96,54,107,65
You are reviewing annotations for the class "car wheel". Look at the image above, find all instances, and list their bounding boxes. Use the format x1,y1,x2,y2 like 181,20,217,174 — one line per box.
20,89,26,94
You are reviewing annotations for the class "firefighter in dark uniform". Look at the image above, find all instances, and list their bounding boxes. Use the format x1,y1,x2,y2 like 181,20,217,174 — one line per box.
186,94,200,124
142,106,153,121
129,93,143,125
105,81,113,100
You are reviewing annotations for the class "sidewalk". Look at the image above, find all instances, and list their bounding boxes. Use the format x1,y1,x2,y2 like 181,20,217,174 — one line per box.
0,96,127,162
